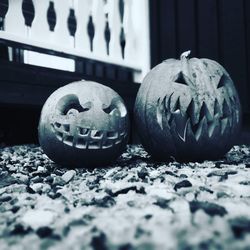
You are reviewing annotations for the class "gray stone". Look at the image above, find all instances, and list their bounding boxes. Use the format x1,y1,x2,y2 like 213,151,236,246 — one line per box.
61,170,76,184
21,209,56,230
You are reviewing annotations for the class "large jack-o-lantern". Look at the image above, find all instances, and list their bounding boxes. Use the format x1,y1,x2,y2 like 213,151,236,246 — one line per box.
134,51,241,161
38,80,129,167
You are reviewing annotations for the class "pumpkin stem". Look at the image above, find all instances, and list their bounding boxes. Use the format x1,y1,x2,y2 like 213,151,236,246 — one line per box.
180,50,192,84
180,50,191,61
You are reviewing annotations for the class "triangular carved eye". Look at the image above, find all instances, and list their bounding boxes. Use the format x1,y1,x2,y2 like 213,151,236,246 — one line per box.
175,72,188,86
217,74,228,88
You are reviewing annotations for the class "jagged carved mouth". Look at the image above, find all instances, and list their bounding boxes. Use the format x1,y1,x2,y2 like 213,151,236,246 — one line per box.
51,122,127,149
156,94,239,142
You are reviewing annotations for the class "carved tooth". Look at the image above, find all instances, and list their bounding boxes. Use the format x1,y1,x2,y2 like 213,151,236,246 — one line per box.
56,132,63,141
63,135,74,146
220,117,229,135
235,110,240,124
78,127,90,136
55,122,61,128
172,111,188,142
107,131,118,139
76,138,87,149
177,120,188,142
172,96,181,113
186,99,196,125
166,93,174,111
88,141,101,149
166,94,174,123
195,116,208,141
63,124,70,133
222,99,231,118
91,130,102,138
200,102,213,122
156,97,164,130
185,118,195,141
162,96,167,108
168,113,174,126
214,99,221,116
208,114,220,137
51,123,56,132
229,96,236,105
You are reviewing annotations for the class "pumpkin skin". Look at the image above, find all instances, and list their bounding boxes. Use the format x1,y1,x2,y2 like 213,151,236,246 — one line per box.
38,80,129,167
134,51,241,161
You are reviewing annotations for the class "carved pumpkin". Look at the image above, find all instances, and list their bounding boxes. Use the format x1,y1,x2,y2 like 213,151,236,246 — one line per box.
134,51,241,161
38,80,129,167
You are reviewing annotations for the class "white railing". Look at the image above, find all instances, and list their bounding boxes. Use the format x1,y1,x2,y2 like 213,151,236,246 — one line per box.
0,0,150,82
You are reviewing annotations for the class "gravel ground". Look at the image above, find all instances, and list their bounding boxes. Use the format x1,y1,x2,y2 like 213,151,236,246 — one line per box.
1,144,250,250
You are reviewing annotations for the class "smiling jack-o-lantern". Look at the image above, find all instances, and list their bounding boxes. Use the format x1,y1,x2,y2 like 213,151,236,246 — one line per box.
38,80,129,167
134,51,241,161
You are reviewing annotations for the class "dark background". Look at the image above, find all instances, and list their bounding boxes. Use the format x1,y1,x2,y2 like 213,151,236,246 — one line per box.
0,0,250,145
150,0,250,126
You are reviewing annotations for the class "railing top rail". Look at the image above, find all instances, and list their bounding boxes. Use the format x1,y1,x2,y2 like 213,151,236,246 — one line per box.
0,32,141,72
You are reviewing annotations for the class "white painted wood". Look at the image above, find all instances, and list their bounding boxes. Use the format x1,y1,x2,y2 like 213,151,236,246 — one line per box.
27,0,72,70
74,0,92,53
108,0,122,59
29,0,51,42
24,51,75,72
92,0,106,56
53,0,73,47
123,0,135,62
130,0,151,82
0,31,141,71
0,0,151,82
5,0,27,36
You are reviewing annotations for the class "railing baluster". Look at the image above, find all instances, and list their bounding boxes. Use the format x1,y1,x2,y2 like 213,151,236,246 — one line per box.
74,0,92,53
128,0,150,82
123,0,135,62
5,0,27,36
53,0,72,47
0,0,150,82
108,0,122,60
92,0,106,57
29,0,51,42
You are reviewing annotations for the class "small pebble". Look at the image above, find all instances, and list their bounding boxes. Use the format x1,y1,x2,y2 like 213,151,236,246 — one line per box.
7,165,17,172
31,176,43,183
10,223,31,235
61,170,76,183
94,196,116,208
37,166,46,172
11,205,20,213
137,167,149,180
0,195,12,202
189,201,227,217
230,217,250,238
30,183,43,193
21,209,56,230
174,180,192,191
53,176,66,186
36,226,53,238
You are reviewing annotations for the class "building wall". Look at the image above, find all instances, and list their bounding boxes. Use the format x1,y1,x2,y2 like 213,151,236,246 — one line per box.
150,0,250,115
